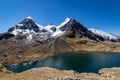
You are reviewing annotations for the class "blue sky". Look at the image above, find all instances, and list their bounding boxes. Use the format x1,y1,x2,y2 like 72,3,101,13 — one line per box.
0,0,120,35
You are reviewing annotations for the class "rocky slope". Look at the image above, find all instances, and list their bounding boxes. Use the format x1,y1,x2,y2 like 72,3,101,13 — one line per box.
65,37,120,52
0,37,74,66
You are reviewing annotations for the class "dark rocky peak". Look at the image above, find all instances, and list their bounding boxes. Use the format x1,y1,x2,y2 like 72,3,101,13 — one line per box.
59,18,105,41
59,18,87,32
21,16,36,25
59,18,89,37
8,16,42,33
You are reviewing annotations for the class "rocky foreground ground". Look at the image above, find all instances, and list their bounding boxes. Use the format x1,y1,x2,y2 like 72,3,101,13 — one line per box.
0,64,120,80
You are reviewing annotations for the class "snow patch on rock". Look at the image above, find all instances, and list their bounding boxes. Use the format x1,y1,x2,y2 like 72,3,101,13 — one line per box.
51,30,65,37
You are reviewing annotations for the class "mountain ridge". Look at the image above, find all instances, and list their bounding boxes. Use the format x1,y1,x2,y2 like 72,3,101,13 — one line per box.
88,28,118,42
0,16,120,66
1,16,119,42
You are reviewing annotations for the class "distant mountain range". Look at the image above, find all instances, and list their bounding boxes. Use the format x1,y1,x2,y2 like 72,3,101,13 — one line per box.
0,16,120,42
0,16,120,66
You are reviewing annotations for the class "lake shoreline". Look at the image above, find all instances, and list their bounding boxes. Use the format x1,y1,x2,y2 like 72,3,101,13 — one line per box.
6,51,120,73
2,65,120,80
5,50,120,67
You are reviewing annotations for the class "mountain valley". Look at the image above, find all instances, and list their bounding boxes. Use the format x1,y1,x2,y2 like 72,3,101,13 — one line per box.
0,16,120,66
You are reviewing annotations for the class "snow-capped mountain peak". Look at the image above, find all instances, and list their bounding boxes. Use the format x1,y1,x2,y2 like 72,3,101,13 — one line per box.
65,18,71,22
25,16,44,30
25,16,33,20
8,16,43,33
51,18,71,37
4,17,120,43
57,18,71,29
88,28,117,40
